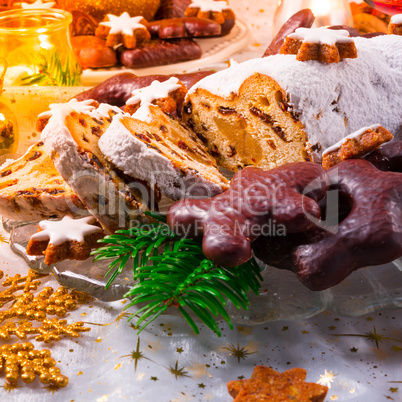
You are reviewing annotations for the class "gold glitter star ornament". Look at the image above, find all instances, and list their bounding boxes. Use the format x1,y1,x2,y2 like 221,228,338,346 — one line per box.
57,0,160,21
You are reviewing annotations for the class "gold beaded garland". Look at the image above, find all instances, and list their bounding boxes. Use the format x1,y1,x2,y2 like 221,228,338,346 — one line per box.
56,0,161,21
0,269,92,389
0,342,69,388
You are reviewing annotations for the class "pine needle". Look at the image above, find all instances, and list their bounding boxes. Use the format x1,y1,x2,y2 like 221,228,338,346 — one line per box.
92,216,263,337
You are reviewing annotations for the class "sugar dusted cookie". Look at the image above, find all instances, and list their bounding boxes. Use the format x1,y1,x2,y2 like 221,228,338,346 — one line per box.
389,14,402,35
125,77,187,115
280,26,358,63
95,12,151,49
26,215,104,265
184,0,235,34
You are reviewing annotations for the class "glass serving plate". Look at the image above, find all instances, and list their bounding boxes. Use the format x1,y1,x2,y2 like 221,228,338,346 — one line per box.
4,218,402,324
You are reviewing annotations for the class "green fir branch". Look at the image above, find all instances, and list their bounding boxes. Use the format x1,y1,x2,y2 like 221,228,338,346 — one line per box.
20,49,81,86
92,216,263,337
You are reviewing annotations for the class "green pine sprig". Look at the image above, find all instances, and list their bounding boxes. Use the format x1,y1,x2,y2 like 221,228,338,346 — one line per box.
20,49,81,86
92,213,263,337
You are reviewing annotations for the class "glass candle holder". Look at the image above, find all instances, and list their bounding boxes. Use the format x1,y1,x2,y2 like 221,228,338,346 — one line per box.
273,0,354,36
0,8,82,86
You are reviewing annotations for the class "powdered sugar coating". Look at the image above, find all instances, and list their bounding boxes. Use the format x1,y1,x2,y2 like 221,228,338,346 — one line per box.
126,77,182,106
31,215,101,246
99,13,147,36
188,35,402,152
322,124,381,156
391,14,402,24
288,27,353,45
188,0,229,12
99,113,225,200
38,99,96,121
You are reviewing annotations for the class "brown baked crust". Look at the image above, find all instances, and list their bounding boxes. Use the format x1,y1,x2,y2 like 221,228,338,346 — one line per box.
389,22,402,35
26,226,105,266
280,36,358,63
117,38,202,68
0,141,86,221
322,125,393,170
182,73,308,171
71,36,117,69
227,366,328,402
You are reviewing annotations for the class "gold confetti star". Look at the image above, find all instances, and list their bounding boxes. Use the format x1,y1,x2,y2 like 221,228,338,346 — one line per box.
331,326,402,349
366,317,373,321
119,337,152,372
350,347,358,353
317,370,337,389
329,326,336,330
282,326,289,331
43,384,62,394
176,347,184,354
168,360,190,380
198,383,206,389
391,346,402,352
237,375,245,380
1,382,19,392
222,342,256,363
301,330,309,334
150,376,158,381
389,388,398,393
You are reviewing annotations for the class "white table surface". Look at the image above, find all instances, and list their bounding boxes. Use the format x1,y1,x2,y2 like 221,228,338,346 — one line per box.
1,1,402,401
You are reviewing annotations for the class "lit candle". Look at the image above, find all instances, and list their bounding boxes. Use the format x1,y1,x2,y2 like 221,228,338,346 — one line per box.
273,0,354,35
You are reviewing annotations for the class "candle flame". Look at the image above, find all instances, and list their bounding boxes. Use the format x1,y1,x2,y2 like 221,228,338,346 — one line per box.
310,0,332,17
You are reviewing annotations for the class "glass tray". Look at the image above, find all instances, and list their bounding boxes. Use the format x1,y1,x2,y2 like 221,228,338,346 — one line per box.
4,218,402,324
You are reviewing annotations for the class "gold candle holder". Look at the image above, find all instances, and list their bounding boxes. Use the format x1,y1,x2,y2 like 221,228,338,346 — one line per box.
0,8,82,86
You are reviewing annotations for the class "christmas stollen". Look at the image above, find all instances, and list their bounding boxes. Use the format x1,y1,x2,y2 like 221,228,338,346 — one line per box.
39,99,153,233
183,34,402,171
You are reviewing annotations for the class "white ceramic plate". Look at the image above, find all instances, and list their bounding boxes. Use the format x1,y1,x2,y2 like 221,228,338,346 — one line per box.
80,19,251,86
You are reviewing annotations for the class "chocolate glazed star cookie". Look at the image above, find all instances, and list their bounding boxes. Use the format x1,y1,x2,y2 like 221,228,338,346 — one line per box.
167,162,327,267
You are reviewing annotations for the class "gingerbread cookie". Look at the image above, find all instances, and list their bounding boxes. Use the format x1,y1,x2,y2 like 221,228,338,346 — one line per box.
227,366,328,402
26,215,104,266
321,124,393,169
147,17,221,39
280,26,358,63
117,38,202,68
95,12,151,49
125,77,187,116
167,162,327,267
184,0,235,35
389,14,402,35
254,156,402,291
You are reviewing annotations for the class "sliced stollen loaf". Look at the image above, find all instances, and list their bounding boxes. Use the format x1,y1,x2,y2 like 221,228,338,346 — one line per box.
98,103,229,200
0,141,87,221
39,99,153,233
183,35,402,171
